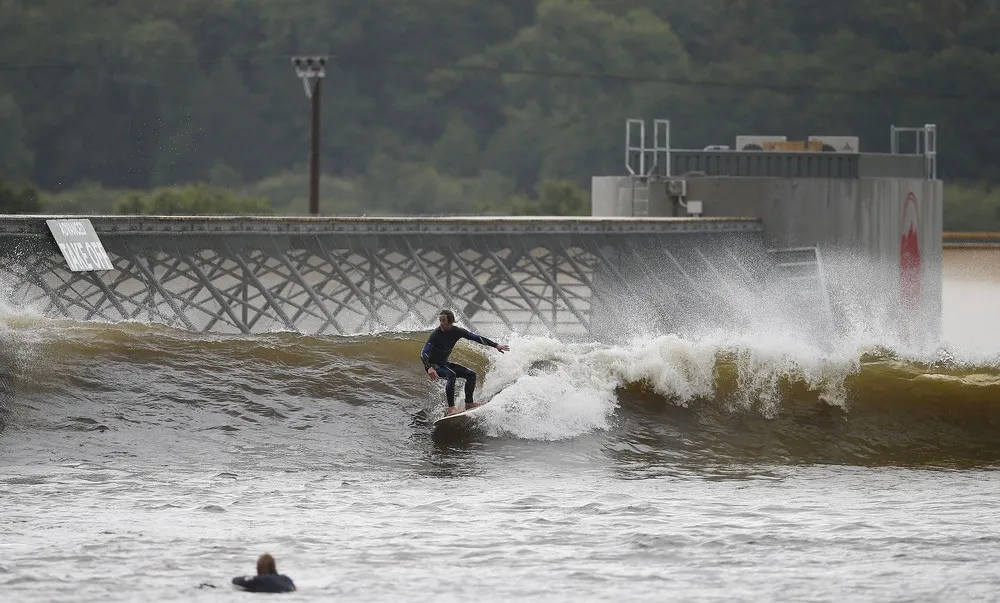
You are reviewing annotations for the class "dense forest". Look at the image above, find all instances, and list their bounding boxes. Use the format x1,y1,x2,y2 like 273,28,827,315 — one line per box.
1,0,999,226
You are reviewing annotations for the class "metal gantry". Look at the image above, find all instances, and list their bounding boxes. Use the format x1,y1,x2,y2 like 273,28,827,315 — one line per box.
0,216,767,338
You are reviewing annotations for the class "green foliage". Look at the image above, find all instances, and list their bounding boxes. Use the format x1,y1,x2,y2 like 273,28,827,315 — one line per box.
208,162,243,188
0,95,33,182
362,159,517,215
0,177,40,214
431,117,482,177
511,179,590,215
239,168,368,215
2,0,1000,224
114,184,273,215
943,182,1000,232
40,181,127,214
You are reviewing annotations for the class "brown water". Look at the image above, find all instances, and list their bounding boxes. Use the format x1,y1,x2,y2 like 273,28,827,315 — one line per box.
1,276,999,602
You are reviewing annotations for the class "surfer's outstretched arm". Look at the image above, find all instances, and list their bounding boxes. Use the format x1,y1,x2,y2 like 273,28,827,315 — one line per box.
457,327,509,353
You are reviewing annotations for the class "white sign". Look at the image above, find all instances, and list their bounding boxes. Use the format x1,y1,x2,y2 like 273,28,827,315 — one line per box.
45,219,114,272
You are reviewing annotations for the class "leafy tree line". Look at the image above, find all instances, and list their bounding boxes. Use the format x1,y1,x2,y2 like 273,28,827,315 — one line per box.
1,0,999,220
5,175,995,231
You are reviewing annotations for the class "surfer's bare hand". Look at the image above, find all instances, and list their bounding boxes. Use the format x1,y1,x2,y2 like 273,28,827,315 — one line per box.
496,344,509,353
427,368,438,381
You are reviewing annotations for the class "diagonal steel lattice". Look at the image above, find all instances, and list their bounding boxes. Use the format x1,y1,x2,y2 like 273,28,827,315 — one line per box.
0,216,767,338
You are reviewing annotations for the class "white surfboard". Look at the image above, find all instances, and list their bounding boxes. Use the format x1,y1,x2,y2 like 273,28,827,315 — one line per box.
432,399,494,429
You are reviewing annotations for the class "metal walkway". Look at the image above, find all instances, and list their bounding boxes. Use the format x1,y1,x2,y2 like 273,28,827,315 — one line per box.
0,216,766,338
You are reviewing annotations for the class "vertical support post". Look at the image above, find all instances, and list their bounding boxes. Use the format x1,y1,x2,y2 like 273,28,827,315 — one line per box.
551,246,557,329
309,78,322,216
654,119,670,178
625,118,646,176
368,247,376,326
242,267,248,327
291,55,328,216
924,123,937,180
890,123,938,180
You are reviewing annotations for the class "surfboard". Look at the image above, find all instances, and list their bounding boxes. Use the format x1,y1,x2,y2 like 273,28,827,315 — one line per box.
431,400,494,430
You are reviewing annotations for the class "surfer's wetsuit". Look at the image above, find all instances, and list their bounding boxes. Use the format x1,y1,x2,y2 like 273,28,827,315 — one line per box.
232,573,296,593
421,326,499,407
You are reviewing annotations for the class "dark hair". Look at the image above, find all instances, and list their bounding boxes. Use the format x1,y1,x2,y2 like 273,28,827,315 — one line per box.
438,309,455,324
257,553,277,576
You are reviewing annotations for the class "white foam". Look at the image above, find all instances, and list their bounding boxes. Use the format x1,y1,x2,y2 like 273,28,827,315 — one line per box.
475,329,864,439
467,251,1000,438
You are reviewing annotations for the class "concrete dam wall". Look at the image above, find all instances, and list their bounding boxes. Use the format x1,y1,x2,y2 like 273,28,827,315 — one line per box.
593,123,945,345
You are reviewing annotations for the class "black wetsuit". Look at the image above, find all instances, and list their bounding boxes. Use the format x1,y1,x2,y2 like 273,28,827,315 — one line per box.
232,573,296,593
420,326,498,407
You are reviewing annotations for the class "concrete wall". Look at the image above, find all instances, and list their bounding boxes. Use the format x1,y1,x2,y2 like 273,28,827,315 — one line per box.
592,174,945,341
590,177,625,217
682,177,942,255
590,177,672,217
685,176,943,339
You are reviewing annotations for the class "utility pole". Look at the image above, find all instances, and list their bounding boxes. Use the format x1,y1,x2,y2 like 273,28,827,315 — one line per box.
290,56,327,215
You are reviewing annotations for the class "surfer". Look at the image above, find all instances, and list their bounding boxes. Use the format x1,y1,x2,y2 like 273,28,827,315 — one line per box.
421,309,509,415
232,553,296,593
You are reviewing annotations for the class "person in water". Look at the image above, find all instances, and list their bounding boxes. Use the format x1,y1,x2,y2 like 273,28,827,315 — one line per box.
421,309,509,415
232,553,296,593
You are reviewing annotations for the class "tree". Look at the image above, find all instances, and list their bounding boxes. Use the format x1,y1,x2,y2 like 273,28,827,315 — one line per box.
511,179,589,215
430,116,482,177
0,177,40,214
114,184,272,215
0,95,33,182
482,0,693,184
2,0,1000,206
943,182,1000,231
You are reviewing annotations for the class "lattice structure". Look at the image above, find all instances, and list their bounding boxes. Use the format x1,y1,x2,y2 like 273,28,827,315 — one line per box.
0,217,767,338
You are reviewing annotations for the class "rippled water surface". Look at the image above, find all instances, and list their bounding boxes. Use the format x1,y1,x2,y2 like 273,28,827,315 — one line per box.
3,276,1000,601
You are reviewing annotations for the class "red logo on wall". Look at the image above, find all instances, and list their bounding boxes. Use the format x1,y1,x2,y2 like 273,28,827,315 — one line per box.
900,191,921,310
